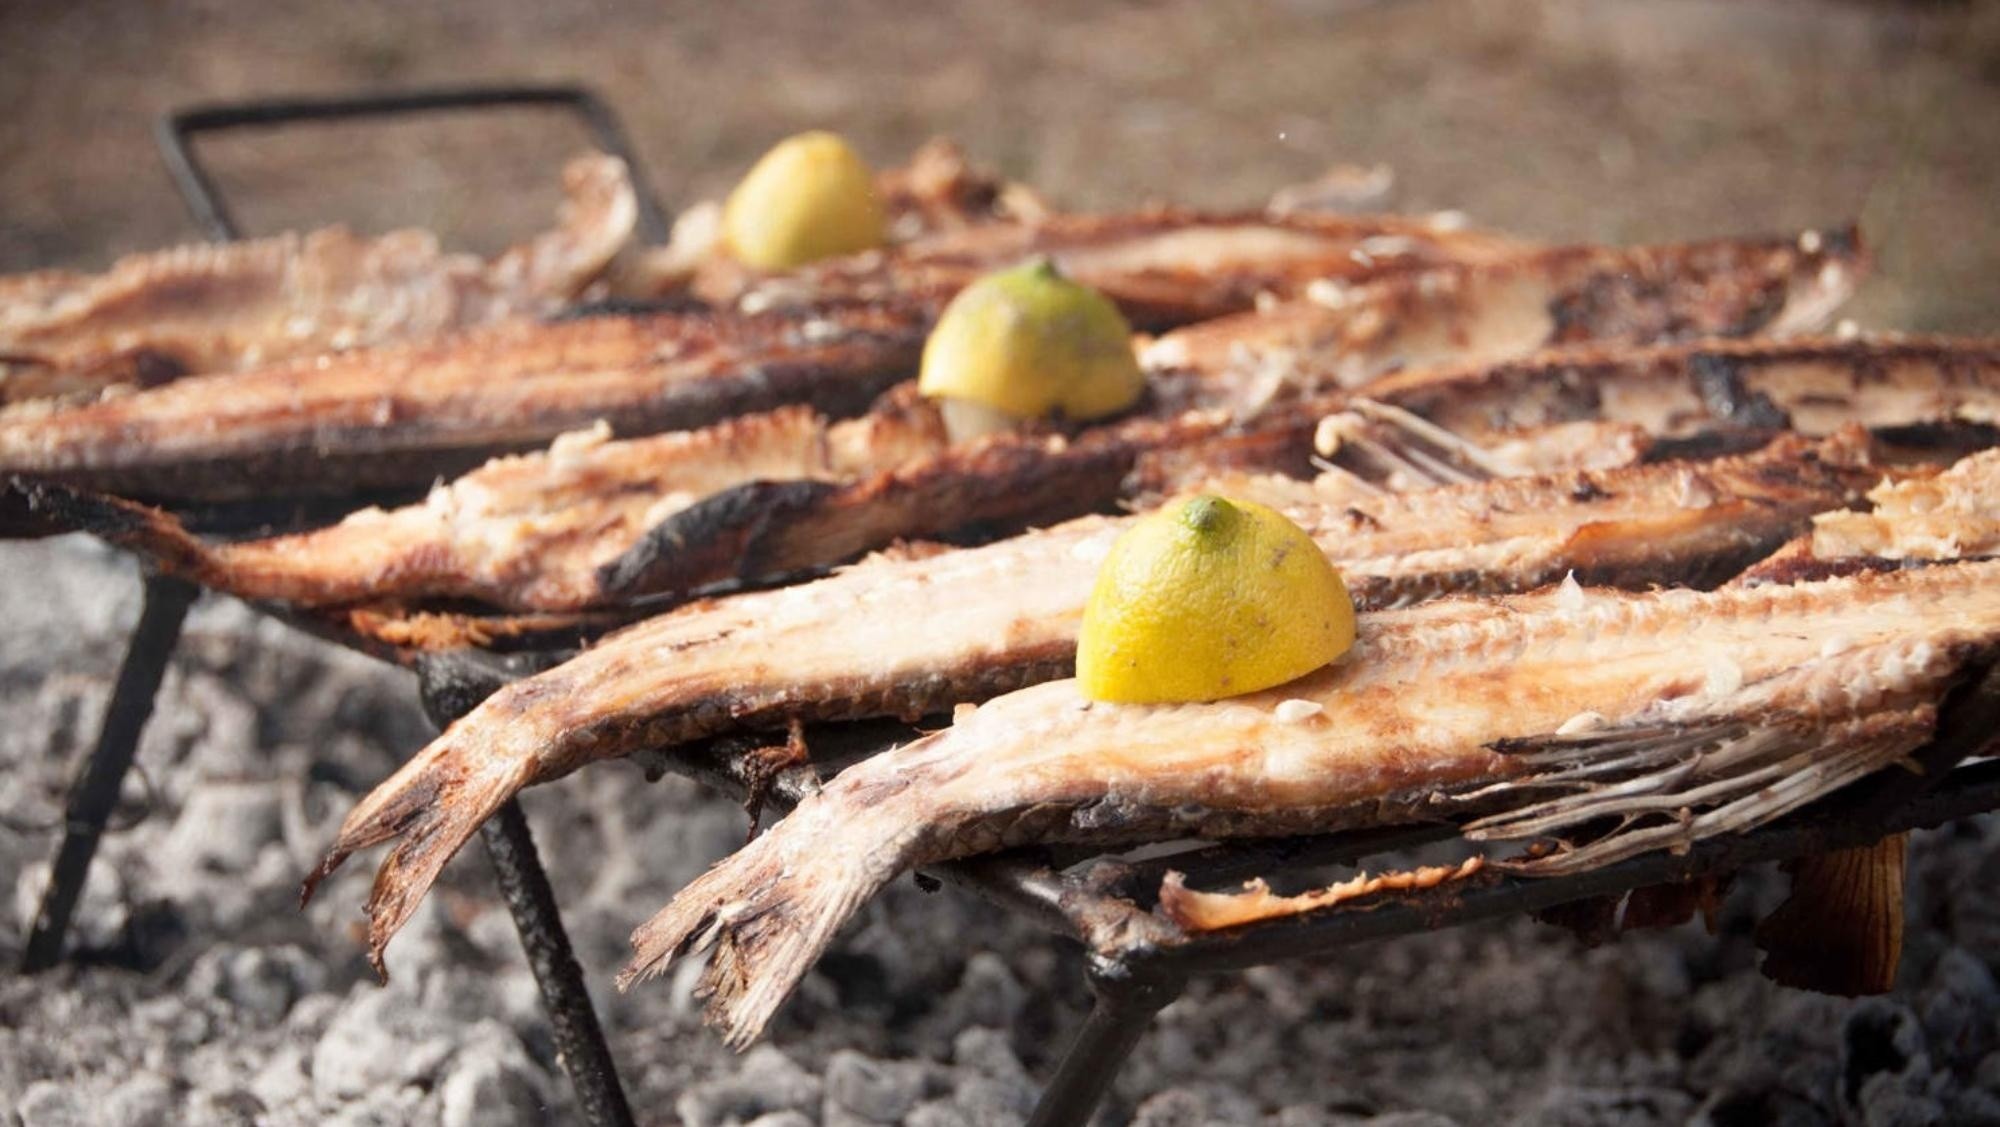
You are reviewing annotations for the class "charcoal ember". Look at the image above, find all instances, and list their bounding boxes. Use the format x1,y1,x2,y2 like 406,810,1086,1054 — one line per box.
1130,1083,1263,1125
1512,1086,1695,1126
1947,1087,2000,1126
1918,947,1998,1069
675,1044,824,1127
1839,998,1951,1127
18,1078,95,1127
948,1028,1036,1124
178,1089,265,1127
310,988,459,1101
247,1043,312,1114
437,1022,552,1127
159,780,283,874
905,1102,975,1127
102,1071,179,1126
822,1048,947,1124
928,951,1029,1036
315,1085,434,1127
186,944,326,1023
12,856,128,952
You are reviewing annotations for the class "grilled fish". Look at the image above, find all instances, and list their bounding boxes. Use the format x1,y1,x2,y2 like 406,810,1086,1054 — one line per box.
600,334,2000,606
1741,447,2000,581
0,154,637,405
1144,227,1861,384
29,232,1863,598
0,299,936,503
309,428,1908,968
622,558,2000,1045
695,208,1534,329
0,207,1532,505
24,393,946,610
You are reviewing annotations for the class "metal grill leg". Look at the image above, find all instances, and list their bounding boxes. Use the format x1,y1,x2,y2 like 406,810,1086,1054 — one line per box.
1027,965,1186,1127
480,800,637,1127
20,573,198,971
416,656,635,1127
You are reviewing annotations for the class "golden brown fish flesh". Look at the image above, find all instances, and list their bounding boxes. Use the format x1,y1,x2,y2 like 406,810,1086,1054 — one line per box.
0,154,638,404
623,557,2000,1045
0,298,936,502
696,208,1534,329
28,231,1867,597
1145,227,1863,384
307,427,1912,971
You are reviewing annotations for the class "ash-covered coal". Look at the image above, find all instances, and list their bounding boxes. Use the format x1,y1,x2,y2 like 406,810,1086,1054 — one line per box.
2,533,1998,1125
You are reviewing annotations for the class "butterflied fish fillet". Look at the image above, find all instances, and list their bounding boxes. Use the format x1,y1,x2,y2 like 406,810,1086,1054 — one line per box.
701,208,1534,329
32,231,1863,599
0,299,935,502
308,427,1911,968
604,335,2000,605
23,393,945,610
0,205,1533,505
584,232,1874,600
622,558,2000,1046
1144,227,1863,383
0,154,638,404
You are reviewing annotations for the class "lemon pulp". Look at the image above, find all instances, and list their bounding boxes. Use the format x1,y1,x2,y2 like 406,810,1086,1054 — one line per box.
1076,495,1356,704
918,258,1143,430
723,131,886,269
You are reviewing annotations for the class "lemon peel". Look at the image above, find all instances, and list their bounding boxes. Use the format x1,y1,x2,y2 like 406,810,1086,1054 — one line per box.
1076,495,1356,704
723,131,886,269
918,258,1143,434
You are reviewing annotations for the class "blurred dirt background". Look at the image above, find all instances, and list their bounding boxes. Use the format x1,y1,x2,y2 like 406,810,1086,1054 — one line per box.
2,1,1998,1125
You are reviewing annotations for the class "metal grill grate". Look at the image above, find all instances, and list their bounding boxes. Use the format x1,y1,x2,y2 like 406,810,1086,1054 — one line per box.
15,85,1999,1127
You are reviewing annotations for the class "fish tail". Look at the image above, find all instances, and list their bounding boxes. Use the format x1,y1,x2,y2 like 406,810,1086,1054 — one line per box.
17,481,220,578
620,797,910,1049
303,735,537,978
1756,832,1908,996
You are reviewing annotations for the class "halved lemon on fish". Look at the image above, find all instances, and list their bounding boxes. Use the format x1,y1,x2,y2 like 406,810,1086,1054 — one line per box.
1077,495,1356,704
918,257,1145,440
723,131,886,269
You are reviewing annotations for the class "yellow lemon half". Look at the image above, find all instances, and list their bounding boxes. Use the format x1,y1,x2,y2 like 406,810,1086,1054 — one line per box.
1077,495,1356,704
918,258,1144,431
723,131,886,269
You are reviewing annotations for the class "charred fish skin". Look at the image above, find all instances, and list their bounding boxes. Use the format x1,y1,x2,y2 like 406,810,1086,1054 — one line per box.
306,427,1912,969
1361,335,2000,443
0,299,937,503
1149,335,2000,492
621,560,2000,1047
11,403,875,610
0,154,638,404
1734,447,2000,588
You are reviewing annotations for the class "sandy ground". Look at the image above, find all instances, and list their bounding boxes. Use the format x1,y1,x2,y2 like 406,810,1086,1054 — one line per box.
2,1,1998,1124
